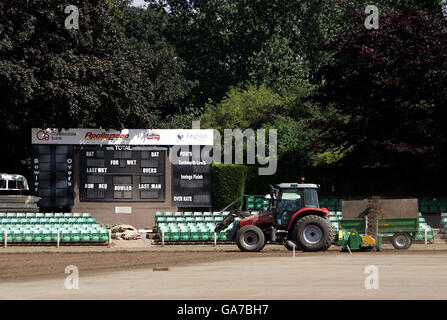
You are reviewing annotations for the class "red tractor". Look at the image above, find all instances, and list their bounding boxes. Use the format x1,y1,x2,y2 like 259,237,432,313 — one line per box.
215,182,334,252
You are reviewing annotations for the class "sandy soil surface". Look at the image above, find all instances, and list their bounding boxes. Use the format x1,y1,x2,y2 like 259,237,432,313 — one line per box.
1,251,447,299
0,242,445,283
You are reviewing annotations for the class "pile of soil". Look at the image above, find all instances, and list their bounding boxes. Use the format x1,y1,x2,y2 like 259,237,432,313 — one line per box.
366,196,383,238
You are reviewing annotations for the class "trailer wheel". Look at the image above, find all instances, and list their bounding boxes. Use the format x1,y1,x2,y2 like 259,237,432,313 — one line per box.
236,225,265,252
392,233,412,249
294,215,334,252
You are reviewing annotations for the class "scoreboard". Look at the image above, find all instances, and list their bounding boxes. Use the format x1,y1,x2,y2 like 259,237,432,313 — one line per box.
31,128,214,210
32,145,74,208
79,146,165,202
171,147,212,207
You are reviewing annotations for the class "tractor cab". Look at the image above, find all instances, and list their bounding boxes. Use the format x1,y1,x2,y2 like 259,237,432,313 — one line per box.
270,183,320,228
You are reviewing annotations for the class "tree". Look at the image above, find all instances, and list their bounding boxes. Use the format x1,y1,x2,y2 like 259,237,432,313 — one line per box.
313,4,447,167
0,0,155,173
115,3,197,122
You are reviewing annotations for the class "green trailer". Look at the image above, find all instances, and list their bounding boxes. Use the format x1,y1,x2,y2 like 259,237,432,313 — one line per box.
339,198,420,249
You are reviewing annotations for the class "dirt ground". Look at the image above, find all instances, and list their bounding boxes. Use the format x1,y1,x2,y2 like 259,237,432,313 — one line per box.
1,247,447,299
0,241,446,283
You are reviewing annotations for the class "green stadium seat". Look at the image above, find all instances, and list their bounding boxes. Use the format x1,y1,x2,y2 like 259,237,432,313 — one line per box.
200,232,210,241
7,213,16,218
25,213,35,218
166,217,176,223
176,217,186,222
165,212,174,217
13,230,23,242
0,213,6,218
155,212,164,217
44,213,54,218
81,230,90,242
212,212,222,217
185,217,195,223
17,213,26,219
90,230,100,242
82,213,91,218
195,216,205,223
73,213,82,218
170,231,180,241
204,217,214,222
214,217,224,223
183,212,193,217
54,213,64,218
86,218,96,224
49,218,58,224
156,216,167,223
219,231,228,241
33,230,42,242
100,230,109,242
63,212,73,218
76,218,87,224
61,230,71,242
203,212,212,217
174,212,183,217
193,212,202,216
71,230,81,242
36,213,45,218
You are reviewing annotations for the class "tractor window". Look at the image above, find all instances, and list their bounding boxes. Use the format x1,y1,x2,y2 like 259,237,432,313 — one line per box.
303,188,319,208
0,180,6,189
276,189,302,226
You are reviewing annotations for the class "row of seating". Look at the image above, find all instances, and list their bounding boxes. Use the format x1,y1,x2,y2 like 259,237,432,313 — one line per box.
245,196,269,212
0,217,97,224
0,227,109,242
0,212,91,218
156,212,240,241
0,212,109,243
155,211,229,217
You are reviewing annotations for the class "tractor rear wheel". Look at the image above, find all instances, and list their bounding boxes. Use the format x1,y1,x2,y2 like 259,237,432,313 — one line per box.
236,225,265,252
294,215,334,252
392,233,412,249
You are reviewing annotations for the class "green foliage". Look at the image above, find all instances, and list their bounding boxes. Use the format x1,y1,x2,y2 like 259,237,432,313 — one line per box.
212,164,249,210
200,85,286,132
116,4,197,118
313,4,447,167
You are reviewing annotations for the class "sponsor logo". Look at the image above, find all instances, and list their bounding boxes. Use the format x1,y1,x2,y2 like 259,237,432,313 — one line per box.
36,130,50,141
84,132,129,141
177,133,184,142
147,133,160,141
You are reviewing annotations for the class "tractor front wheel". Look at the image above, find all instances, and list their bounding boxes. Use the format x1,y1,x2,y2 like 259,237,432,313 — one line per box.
236,225,265,252
294,215,334,252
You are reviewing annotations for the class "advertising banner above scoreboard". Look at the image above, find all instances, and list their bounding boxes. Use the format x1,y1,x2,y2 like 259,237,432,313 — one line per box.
32,128,214,146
